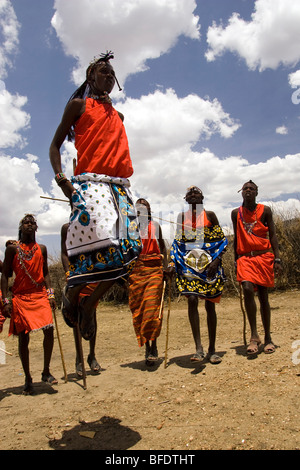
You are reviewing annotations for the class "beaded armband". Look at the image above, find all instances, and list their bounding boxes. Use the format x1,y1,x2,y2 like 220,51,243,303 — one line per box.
46,288,55,300
55,173,68,187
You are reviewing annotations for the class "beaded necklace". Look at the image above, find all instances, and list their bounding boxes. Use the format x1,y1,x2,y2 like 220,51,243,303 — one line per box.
17,242,44,287
17,241,38,261
89,92,112,104
239,206,257,234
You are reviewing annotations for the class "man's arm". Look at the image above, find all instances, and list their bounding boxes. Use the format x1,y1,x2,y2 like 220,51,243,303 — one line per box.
49,98,84,199
231,208,238,262
264,206,282,276
40,244,56,310
1,244,17,316
60,224,70,274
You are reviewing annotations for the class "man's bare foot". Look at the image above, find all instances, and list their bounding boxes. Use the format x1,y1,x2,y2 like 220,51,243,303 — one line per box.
263,342,276,354
247,338,261,356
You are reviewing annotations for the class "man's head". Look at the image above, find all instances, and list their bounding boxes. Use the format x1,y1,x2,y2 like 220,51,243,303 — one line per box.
86,51,122,94
18,214,37,240
185,186,204,205
136,198,151,221
240,180,258,201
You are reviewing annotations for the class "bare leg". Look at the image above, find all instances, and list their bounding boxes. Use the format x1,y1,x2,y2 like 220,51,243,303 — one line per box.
242,281,261,354
205,300,222,363
188,295,204,360
19,331,32,392
257,285,275,353
87,312,101,372
42,327,57,384
79,280,114,340
205,300,217,354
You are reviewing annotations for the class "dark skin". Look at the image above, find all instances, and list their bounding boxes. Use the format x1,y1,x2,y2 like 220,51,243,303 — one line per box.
1,217,56,393
134,200,168,361
175,188,222,362
231,182,282,354
61,223,100,375
49,61,124,339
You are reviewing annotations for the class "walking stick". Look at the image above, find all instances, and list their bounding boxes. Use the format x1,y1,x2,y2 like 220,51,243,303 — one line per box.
164,278,172,369
239,283,247,346
75,324,87,390
52,308,68,382
159,280,166,320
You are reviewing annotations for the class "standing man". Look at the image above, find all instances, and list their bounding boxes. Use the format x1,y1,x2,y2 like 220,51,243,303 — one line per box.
128,199,168,365
231,180,282,356
1,214,57,394
170,186,228,364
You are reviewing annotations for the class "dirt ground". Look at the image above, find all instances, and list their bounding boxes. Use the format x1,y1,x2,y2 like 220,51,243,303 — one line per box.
0,289,299,451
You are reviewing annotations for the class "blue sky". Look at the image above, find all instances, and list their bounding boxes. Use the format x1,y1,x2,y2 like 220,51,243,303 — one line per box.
0,0,300,259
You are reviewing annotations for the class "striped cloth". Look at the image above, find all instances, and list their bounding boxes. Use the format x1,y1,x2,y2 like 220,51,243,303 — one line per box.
128,254,164,347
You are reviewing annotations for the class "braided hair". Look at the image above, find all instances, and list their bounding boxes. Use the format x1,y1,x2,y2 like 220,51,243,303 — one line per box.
67,51,122,141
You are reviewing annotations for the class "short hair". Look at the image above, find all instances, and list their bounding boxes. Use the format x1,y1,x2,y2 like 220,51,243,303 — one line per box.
238,180,258,193
136,198,151,221
18,214,37,240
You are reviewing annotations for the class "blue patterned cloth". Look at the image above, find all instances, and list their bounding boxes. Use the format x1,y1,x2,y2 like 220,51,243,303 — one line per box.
170,220,228,299
66,173,142,287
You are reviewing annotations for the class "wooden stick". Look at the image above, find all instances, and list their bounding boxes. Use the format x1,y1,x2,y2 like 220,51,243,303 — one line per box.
158,280,166,320
0,347,12,356
239,283,247,346
52,308,68,383
164,279,172,369
40,196,69,203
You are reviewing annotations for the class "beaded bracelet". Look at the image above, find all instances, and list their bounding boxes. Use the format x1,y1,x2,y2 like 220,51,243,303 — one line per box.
1,297,10,308
46,288,55,299
55,173,68,187
65,271,70,280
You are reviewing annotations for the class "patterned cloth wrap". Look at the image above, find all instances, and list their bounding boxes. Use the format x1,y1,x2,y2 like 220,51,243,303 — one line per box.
66,173,142,287
170,222,228,300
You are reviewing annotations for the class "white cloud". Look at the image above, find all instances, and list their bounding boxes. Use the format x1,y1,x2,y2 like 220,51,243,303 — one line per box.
0,82,30,148
0,0,20,79
205,0,300,71
0,150,71,259
51,0,200,87
288,69,300,89
117,88,240,161
0,154,49,233
276,125,288,135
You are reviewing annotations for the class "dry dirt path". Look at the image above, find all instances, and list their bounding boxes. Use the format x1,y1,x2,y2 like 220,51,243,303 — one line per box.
0,290,299,451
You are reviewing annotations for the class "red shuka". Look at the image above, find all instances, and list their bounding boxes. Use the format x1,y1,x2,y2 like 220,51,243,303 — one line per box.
236,204,274,287
74,98,133,178
9,243,53,335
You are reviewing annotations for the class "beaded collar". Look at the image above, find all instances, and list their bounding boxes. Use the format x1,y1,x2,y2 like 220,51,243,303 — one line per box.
89,92,112,104
239,206,257,234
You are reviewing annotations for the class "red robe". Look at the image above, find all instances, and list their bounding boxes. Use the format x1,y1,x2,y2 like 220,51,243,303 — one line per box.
128,221,163,347
236,204,274,287
9,243,53,335
74,97,133,178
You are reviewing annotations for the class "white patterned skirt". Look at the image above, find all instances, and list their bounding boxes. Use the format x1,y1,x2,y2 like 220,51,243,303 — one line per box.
66,173,142,287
